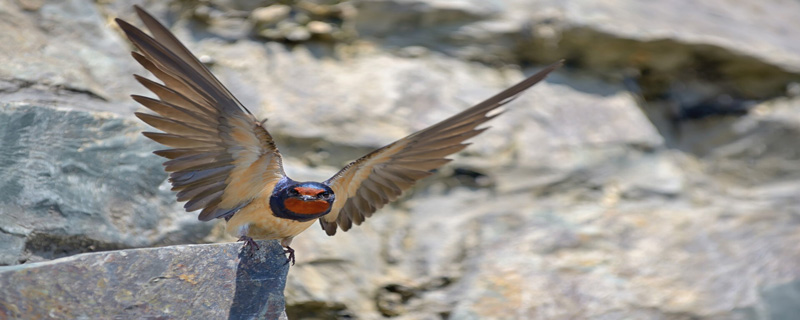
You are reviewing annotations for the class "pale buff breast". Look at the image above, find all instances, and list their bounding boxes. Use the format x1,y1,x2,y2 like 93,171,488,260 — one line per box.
225,197,316,240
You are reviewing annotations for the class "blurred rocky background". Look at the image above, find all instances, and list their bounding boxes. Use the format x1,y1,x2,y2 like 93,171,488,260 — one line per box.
1,0,799,319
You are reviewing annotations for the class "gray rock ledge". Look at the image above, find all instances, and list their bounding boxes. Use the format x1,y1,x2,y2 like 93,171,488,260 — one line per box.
0,240,289,319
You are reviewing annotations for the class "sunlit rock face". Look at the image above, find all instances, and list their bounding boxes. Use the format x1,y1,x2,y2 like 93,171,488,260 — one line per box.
1,0,799,319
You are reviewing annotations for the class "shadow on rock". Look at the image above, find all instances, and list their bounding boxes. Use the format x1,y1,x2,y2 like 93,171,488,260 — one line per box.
229,240,291,320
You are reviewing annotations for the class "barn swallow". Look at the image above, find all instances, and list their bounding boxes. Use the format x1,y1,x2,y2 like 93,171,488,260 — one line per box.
116,6,561,265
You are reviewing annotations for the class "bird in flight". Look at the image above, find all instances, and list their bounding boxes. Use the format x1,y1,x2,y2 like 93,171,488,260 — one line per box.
116,6,561,265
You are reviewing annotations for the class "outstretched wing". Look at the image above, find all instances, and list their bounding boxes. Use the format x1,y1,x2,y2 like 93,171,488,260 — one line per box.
320,61,562,235
117,6,285,221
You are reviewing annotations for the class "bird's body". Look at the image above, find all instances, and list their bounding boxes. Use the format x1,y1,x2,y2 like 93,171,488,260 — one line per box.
116,6,560,263
226,198,314,246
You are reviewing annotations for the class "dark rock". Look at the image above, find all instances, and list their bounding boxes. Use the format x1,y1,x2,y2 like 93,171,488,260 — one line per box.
0,240,289,319
285,301,354,320
761,280,800,320
676,96,800,185
0,103,212,265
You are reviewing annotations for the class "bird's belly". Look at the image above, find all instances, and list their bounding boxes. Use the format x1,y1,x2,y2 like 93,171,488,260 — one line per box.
225,199,316,240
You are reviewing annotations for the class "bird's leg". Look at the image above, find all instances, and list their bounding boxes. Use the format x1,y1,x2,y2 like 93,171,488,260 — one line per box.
280,237,296,266
283,246,295,266
238,235,260,256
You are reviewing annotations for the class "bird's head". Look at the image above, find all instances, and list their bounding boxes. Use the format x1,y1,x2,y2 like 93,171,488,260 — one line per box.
270,180,335,221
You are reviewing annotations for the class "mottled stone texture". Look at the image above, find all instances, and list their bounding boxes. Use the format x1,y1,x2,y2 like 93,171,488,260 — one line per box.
0,240,289,319
1,0,800,319
0,103,212,265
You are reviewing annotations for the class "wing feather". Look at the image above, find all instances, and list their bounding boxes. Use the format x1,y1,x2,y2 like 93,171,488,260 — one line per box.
154,147,225,159
131,53,215,112
321,61,562,235
176,180,226,202
135,112,216,136
397,144,470,159
133,6,246,113
162,151,232,171
117,6,285,221
131,95,215,127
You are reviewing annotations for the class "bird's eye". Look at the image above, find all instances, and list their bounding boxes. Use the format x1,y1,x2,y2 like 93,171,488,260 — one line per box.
289,188,299,195
319,191,330,199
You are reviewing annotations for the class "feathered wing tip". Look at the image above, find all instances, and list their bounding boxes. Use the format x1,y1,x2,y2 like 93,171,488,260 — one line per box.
116,6,286,221
320,61,563,235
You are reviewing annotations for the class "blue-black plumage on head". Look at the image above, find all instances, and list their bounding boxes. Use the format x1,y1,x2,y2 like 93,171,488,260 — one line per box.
270,179,335,221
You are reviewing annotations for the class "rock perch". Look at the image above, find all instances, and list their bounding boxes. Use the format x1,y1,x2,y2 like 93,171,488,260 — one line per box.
0,240,289,319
